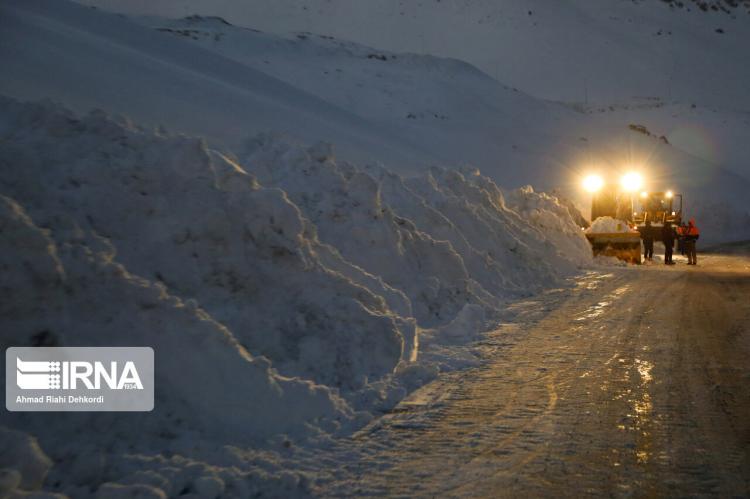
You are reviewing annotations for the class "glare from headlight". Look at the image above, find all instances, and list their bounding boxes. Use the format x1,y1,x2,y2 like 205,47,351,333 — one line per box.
621,172,643,192
583,174,604,193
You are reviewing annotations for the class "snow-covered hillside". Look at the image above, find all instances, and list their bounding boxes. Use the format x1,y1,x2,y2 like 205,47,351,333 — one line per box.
0,97,591,496
0,0,581,187
135,12,579,188
141,11,750,242
86,0,750,108
3,0,749,244
0,0,434,170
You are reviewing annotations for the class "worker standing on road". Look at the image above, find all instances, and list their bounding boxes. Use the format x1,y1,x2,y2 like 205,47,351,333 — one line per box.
683,218,700,265
662,221,675,265
677,222,688,255
642,219,654,261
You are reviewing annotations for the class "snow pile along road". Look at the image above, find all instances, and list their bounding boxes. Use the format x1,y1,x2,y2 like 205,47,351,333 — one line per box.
0,195,360,497
0,97,590,496
239,137,592,327
504,185,593,267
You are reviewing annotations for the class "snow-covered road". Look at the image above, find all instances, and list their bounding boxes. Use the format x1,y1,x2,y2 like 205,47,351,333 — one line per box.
317,247,750,497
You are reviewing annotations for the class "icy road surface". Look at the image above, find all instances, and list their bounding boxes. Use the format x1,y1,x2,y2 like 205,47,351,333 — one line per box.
317,246,750,497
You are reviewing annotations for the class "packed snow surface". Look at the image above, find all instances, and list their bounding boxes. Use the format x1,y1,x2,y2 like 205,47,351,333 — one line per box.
0,97,591,497
586,217,638,234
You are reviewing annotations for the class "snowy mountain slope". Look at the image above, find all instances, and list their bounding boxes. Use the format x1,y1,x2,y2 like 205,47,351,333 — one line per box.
138,13,585,188
0,0,432,169
86,0,750,181
137,13,750,241
2,0,749,242
5,1,749,195
82,0,750,106
570,98,750,179
1,0,594,190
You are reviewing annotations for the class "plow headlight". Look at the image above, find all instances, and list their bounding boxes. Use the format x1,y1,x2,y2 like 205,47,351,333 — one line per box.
621,172,643,192
666,190,673,198
640,191,648,198
583,174,604,193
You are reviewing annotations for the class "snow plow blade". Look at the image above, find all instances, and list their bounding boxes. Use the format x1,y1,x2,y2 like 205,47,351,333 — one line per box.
585,233,641,264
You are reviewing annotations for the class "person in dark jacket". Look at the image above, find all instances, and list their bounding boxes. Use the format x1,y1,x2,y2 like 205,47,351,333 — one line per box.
662,221,675,265
641,220,654,261
677,222,688,255
682,218,700,265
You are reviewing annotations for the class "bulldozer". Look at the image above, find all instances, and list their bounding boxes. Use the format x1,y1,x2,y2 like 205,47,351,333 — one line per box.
584,183,642,264
581,173,682,264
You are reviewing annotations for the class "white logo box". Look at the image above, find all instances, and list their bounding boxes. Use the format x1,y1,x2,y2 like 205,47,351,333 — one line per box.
6,347,154,411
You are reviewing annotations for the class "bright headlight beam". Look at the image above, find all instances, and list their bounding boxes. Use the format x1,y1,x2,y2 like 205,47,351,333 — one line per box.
620,172,643,192
583,174,604,193
665,190,673,198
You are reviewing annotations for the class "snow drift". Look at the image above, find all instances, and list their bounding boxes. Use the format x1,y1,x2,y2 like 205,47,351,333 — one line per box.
0,97,590,496
0,194,360,498
240,137,592,323
0,98,410,392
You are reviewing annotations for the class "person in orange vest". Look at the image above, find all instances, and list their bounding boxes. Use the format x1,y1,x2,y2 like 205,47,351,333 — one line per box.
682,218,700,265
677,222,688,255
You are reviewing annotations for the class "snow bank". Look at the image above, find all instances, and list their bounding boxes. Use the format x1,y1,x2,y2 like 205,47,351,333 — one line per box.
240,138,592,326
0,98,406,392
436,304,487,340
241,136,484,326
0,194,362,497
504,185,593,268
0,194,357,436
0,96,592,496
586,216,636,234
